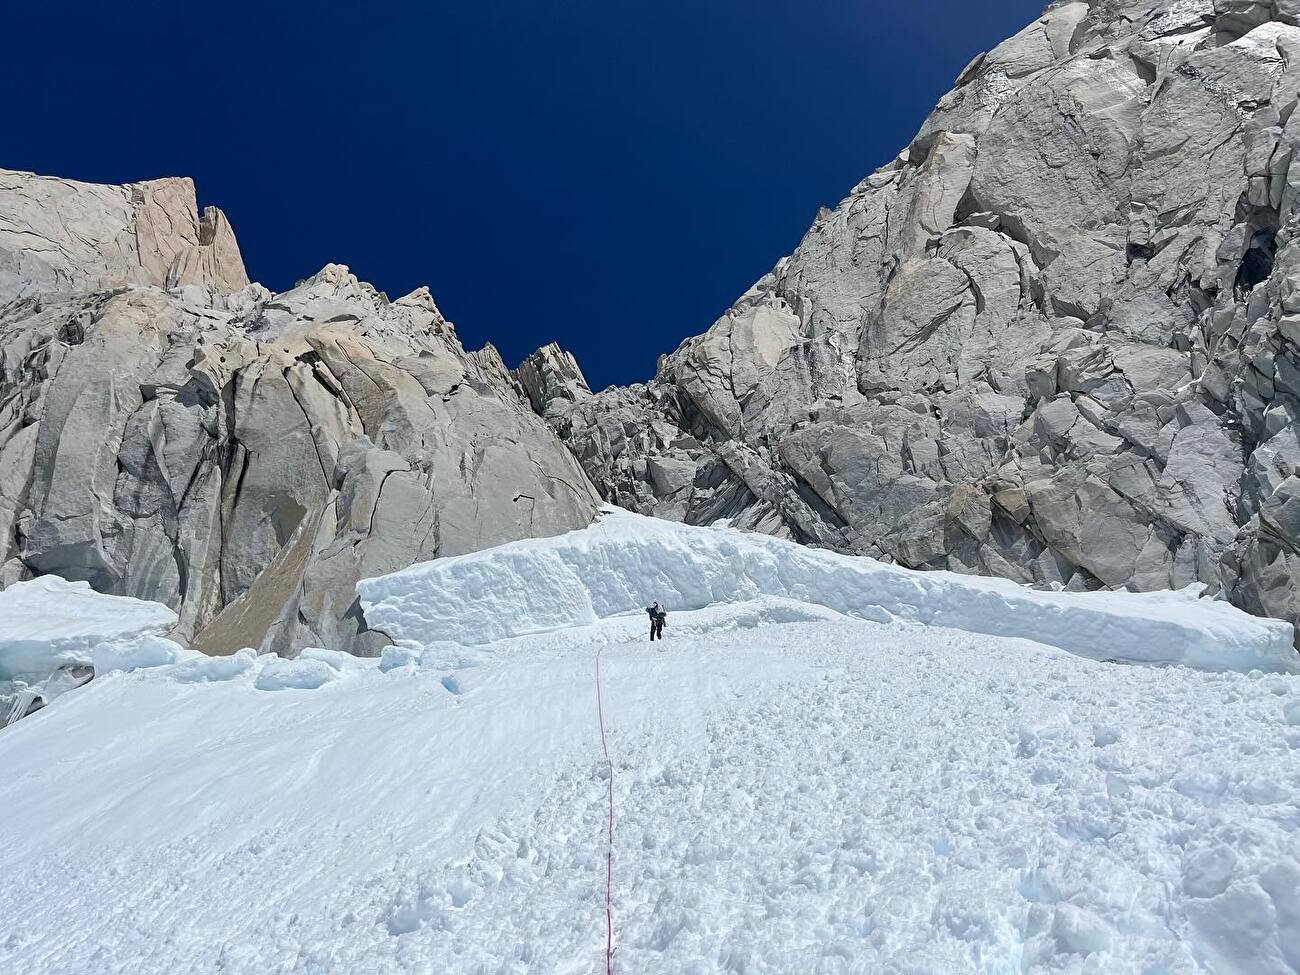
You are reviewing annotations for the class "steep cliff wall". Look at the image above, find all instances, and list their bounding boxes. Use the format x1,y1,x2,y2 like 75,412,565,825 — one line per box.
522,1,1300,635
0,169,600,654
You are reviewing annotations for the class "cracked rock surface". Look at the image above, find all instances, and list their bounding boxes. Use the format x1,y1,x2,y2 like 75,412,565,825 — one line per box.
520,1,1300,641
0,169,600,655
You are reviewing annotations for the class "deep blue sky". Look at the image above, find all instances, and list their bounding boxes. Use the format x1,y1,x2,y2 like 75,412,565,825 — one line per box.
5,1,1043,389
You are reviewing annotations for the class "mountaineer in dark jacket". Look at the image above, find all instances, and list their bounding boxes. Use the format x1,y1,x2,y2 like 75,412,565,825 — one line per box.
646,601,667,642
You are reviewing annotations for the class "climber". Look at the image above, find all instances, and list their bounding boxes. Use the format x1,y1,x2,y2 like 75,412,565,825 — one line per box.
646,601,667,642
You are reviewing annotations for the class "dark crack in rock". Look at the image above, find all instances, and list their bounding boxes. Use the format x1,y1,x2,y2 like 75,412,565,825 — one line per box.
518,2,1300,646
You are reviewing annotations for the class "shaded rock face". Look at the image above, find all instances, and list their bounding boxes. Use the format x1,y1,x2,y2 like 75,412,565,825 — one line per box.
523,2,1300,637
0,170,600,655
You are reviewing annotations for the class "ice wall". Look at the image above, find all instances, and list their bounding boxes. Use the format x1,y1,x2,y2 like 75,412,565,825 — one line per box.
359,509,1299,673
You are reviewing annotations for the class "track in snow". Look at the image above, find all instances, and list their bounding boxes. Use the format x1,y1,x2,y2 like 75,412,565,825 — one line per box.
2,604,1300,974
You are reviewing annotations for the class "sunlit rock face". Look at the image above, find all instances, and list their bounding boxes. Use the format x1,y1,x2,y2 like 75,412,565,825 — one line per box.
522,2,1300,638
0,169,249,303
0,169,600,655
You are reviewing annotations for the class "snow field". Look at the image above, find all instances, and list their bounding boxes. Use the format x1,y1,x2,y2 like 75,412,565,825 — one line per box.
358,509,1299,673
369,621,1300,974
1,602,1299,973
4,512,1300,973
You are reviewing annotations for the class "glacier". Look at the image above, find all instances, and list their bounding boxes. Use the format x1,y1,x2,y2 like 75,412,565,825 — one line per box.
1,514,1299,972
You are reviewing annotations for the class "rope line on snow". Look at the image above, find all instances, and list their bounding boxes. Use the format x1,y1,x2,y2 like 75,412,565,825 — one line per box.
595,645,615,975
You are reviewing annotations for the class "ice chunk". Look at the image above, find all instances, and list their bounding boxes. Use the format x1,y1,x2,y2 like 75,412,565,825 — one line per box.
297,648,364,672
0,577,179,727
171,650,258,685
92,635,196,676
0,576,177,681
1051,904,1111,956
253,657,339,691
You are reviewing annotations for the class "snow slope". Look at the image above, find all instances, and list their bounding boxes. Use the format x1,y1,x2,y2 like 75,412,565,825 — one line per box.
4,518,1300,973
2,603,1300,973
360,508,1298,673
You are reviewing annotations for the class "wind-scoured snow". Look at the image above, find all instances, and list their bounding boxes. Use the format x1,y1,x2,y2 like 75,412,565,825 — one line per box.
359,508,1298,674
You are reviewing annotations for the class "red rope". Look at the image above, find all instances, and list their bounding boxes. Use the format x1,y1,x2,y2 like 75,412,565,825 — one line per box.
595,645,615,974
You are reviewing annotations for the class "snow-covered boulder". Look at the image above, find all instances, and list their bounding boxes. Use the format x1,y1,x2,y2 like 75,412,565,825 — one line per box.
359,508,1299,674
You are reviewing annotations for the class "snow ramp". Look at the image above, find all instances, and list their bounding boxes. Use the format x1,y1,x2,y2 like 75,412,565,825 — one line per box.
358,508,1298,673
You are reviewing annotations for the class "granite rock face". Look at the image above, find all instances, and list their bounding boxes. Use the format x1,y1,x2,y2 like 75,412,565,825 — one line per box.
0,170,248,303
516,342,592,421
0,169,599,655
523,1,1300,639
